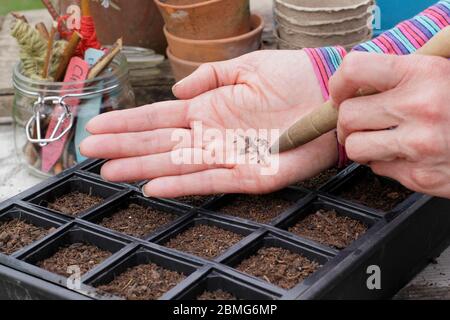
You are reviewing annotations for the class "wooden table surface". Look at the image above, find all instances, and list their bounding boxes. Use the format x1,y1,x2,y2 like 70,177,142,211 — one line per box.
0,5,449,300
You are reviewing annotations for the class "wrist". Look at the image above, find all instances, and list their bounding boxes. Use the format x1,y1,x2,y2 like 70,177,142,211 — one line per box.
304,47,348,168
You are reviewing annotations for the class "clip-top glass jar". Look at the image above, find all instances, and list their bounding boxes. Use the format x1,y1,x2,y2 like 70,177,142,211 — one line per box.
13,53,135,177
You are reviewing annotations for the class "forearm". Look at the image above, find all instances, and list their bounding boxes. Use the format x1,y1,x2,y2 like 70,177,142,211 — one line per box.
304,0,450,167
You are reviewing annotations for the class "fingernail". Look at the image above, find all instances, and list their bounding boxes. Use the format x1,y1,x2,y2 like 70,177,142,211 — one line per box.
141,186,150,198
174,78,185,87
172,78,184,90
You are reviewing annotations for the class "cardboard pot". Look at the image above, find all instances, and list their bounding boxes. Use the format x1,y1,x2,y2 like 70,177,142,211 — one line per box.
165,14,263,63
275,9,372,34
59,0,167,54
276,33,372,51
167,48,202,82
275,0,374,23
276,25,372,48
155,0,251,40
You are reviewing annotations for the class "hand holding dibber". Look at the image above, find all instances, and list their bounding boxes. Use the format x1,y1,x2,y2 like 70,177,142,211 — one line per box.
271,26,450,154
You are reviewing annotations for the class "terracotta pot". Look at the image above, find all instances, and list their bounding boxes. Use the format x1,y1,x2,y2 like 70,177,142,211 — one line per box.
59,0,167,54
165,14,263,63
275,9,372,34
155,0,251,40
274,0,374,23
167,48,202,82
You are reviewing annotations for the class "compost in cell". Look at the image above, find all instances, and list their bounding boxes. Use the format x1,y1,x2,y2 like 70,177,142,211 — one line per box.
0,219,56,255
236,246,321,290
197,290,237,300
97,263,186,300
288,209,368,250
164,224,244,259
47,191,105,216
296,168,340,190
36,242,112,277
98,203,178,239
218,194,295,224
337,170,413,211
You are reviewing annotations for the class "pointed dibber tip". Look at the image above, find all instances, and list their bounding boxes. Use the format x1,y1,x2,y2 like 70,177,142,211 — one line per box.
269,132,292,155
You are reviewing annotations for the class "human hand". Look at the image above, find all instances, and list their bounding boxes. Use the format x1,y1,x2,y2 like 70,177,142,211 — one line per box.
330,52,450,198
81,50,338,198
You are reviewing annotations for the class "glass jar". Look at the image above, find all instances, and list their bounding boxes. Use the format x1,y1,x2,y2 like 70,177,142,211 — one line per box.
13,53,135,177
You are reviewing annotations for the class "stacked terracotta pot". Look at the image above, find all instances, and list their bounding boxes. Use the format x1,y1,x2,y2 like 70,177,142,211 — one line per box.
274,0,374,50
155,0,264,82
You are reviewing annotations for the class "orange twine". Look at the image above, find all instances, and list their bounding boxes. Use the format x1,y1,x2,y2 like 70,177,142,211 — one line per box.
58,15,101,56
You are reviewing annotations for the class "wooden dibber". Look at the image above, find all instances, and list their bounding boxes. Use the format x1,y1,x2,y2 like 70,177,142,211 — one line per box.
87,38,123,80
271,26,450,154
42,24,57,79
54,31,82,81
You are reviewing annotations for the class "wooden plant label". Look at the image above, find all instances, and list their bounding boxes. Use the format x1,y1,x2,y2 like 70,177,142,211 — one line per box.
41,57,89,173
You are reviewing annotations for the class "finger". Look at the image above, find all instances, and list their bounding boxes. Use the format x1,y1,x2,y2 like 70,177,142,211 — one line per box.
345,130,402,164
370,160,414,190
142,169,238,198
330,52,412,105
86,100,189,134
100,149,226,182
337,91,401,144
80,128,192,159
172,59,244,99
371,160,449,197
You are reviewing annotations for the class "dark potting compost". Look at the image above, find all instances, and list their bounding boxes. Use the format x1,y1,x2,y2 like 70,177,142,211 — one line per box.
174,196,213,207
0,160,449,300
219,194,295,223
36,243,112,277
197,290,237,300
165,224,244,259
47,191,104,216
97,263,186,300
99,204,177,239
236,247,320,290
337,170,413,211
296,168,339,190
288,209,367,250
0,219,55,255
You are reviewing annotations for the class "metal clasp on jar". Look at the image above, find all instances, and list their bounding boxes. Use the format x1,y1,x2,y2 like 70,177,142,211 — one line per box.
19,84,119,147
25,95,74,147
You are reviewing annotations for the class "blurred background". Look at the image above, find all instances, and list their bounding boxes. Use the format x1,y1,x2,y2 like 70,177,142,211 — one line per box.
0,0,44,16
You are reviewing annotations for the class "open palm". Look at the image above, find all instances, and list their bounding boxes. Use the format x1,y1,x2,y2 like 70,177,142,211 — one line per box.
81,50,338,197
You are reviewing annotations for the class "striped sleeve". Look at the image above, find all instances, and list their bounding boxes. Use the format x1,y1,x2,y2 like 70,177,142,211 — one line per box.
303,0,449,167
305,0,450,98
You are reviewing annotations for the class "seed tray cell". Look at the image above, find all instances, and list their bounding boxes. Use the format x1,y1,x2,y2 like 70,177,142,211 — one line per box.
324,165,417,215
85,244,203,300
274,196,380,251
151,212,259,262
208,188,308,225
221,230,334,293
15,222,131,283
25,173,125,218
82,192,191,241
0,160,450,300
170,268,281,300
0,205,67,257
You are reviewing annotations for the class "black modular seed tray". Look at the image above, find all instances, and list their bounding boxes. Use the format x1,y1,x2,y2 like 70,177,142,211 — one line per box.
0,159,449,300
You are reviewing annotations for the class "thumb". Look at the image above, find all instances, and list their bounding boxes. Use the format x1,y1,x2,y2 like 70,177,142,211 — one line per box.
172,59,243,99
